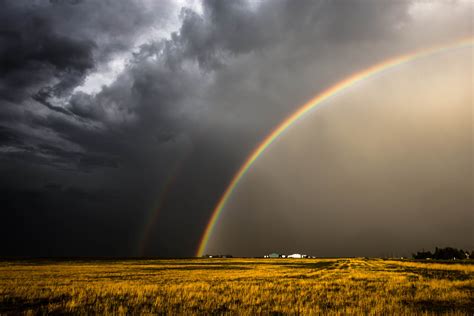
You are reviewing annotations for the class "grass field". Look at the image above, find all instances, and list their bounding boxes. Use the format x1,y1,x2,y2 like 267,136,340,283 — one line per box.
0,258,473,314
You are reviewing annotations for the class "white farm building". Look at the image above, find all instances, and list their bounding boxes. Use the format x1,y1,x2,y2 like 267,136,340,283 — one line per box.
288,253,307,258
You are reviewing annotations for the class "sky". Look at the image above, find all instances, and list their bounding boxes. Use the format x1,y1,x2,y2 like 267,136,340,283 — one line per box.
0,0,472,257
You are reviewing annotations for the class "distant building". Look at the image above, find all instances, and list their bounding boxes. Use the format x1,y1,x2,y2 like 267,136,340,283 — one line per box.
264,253,312,258
288,254,303,258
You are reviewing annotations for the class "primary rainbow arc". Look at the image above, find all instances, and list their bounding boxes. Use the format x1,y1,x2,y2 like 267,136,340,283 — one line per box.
196,38,473,257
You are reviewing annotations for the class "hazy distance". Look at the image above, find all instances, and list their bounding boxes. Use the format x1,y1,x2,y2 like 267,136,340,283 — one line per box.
205,48,473,257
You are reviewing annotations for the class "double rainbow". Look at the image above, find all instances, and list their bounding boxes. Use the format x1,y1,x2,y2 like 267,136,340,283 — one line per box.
196,38,473,257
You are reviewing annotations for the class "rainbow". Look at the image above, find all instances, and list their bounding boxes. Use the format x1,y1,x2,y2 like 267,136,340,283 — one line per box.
137,153,188,256
196,38,473,257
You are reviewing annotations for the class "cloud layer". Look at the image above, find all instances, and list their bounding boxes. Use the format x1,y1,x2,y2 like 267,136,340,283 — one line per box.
0,0,471,256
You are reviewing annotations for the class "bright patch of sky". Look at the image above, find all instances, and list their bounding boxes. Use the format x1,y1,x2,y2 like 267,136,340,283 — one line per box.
408,0,472,19
75,0,203,95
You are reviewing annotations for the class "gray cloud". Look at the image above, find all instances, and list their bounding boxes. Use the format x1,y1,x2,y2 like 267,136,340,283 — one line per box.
0,0,471,257
0,0,173,104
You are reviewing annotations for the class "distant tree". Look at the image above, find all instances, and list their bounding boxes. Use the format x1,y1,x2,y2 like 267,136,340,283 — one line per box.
432,247,466,260
413,247,470,260
412,250,433,259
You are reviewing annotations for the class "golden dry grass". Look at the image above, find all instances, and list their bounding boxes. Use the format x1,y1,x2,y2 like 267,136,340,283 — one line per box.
0,258,472,314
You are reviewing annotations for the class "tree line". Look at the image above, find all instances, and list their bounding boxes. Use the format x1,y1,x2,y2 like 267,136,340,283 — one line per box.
412,247,472,260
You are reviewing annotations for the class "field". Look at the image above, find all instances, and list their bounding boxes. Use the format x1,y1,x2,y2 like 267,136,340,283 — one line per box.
0,258,473,315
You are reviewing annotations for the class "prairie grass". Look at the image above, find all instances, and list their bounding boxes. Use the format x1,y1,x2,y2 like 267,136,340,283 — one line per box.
0,258,472,314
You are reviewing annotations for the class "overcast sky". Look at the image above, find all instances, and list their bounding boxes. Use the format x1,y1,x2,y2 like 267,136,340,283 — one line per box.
0,0,472,257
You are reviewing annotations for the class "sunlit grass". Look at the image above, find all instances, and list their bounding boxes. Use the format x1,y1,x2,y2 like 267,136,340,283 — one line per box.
0,258,472,314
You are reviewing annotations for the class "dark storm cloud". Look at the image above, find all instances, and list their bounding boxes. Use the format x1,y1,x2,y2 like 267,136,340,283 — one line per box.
0,3,92,103
0,25,94,103
68,92,103,120
32,88,75,116
0,0,471,257
0,0,175,159
0,0,172,103
0,126,22,146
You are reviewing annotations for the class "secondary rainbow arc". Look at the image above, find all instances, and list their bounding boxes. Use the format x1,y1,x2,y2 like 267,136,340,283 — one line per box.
196,38,474,257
